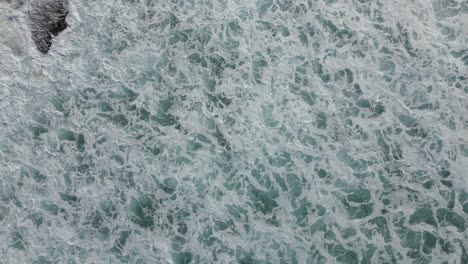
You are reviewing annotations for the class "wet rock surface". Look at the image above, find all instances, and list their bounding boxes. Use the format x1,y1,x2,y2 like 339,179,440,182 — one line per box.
28,0,68,53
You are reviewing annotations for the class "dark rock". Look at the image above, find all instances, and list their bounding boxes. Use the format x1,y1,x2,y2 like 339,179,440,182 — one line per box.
28,0,69,53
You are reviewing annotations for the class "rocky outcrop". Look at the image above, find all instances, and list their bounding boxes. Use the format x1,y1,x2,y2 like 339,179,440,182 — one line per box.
27,0,68,53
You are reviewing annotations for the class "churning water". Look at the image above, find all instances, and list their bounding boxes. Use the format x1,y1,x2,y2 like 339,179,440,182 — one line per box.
1,0,468,263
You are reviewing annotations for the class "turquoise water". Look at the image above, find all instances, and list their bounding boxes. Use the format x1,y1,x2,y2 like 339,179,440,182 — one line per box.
1,0,468,263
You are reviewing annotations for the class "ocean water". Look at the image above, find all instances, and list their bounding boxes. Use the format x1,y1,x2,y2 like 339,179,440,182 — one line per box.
1,0,468,263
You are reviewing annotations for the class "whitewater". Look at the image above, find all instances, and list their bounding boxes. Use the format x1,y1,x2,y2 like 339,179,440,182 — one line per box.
1,0,467,263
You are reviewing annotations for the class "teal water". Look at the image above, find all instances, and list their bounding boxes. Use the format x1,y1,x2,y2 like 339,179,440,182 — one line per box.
1,0,468,263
